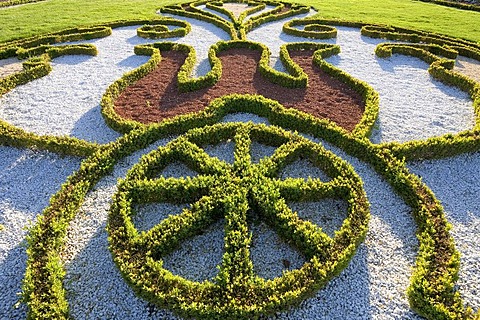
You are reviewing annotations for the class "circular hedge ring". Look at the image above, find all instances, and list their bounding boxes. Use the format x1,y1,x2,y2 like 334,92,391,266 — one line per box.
107,122,370,319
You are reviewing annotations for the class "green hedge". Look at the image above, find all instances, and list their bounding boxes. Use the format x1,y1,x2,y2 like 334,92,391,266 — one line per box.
160,0,310,40
372,39,480,161
0,0,45,8
361,24,480,58
137,19,192,39
0,26,112,56
283,19,337,39
160,2,239,39
101,36,378,137
24,91,478,319
107,121,369,319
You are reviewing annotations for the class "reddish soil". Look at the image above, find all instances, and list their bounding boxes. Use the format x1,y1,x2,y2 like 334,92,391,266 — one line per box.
114,48,365,131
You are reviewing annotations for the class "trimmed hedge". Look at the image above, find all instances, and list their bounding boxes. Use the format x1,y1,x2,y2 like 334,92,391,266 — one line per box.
160,1,239,39
107,121,369,319
160,0,310,40
283,19,337,39
24,91,479,319
0,26,112,57
0,0,44,8
137,19,191,39
101,36,377,138
370,32,480,161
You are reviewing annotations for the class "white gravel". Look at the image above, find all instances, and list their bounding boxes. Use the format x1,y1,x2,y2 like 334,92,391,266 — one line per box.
0,6,478,320
0,147,81,319
248,22,476,144
408,152,480,312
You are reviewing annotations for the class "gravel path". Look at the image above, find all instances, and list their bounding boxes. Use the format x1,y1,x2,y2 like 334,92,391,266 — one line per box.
0,6,479,319
0,57,23,79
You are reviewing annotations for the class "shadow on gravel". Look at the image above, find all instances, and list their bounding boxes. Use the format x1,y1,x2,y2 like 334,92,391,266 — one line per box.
70,105,121,145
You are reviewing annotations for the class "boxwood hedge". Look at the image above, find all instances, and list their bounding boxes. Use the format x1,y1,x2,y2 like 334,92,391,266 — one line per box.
0,3,478,319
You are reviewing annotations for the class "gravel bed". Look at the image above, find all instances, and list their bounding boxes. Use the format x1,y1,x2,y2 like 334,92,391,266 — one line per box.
0,7,478,319
0,147,81,319
248,22,475,144
408,152,480,312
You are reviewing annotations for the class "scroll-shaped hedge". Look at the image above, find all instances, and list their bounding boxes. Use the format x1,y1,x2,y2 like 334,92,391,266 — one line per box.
283,19,337,39
160,1,239,39
137,19,192,39
373,42,480,160
160,0,310,40
415,0,480,12
361,24,480,60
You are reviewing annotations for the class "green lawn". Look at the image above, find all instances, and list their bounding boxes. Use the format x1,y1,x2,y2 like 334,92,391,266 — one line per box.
0,0,479,43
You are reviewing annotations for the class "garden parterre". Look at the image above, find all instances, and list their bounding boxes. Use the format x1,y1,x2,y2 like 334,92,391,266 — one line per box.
0,1,479,319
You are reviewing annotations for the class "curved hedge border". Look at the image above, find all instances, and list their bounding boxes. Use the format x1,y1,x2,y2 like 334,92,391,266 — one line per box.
108,121,369,319
206,0,266,28
0,26,112,57
160,1,239,39
137,19,191,39
361,24,480,58
283,19,337,39
160,0,310,40
0,24,112,157
0,19,183,156
101,38,378,138
415,0,480,12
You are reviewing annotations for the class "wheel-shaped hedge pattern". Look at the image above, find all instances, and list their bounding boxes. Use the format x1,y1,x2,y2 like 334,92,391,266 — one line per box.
107,122,369,318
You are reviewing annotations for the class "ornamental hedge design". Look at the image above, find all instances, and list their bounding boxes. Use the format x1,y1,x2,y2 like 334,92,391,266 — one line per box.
0,0,479,319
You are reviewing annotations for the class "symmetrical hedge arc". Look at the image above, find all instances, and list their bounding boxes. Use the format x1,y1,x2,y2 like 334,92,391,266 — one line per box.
364,25,480,161
159,0,311,40
0,3,477,319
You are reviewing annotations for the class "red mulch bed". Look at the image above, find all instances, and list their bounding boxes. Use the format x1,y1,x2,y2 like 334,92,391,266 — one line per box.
114,48,365,132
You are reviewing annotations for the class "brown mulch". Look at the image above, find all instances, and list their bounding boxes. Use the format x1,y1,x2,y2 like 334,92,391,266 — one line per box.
114,48,365,132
